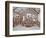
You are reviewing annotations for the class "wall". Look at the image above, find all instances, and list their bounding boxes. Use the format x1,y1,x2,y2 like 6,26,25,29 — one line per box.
0,0,46,38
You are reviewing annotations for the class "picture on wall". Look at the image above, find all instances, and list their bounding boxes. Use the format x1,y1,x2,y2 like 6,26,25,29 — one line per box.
5,1,45,37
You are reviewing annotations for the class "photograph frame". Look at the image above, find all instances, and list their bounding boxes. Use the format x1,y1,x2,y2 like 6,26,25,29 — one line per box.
5,1,45,37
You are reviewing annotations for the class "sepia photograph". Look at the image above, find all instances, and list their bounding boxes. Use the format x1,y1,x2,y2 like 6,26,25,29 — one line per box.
13,7,40,30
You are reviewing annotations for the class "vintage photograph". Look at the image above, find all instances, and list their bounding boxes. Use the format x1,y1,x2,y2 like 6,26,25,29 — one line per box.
13,7,40,30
